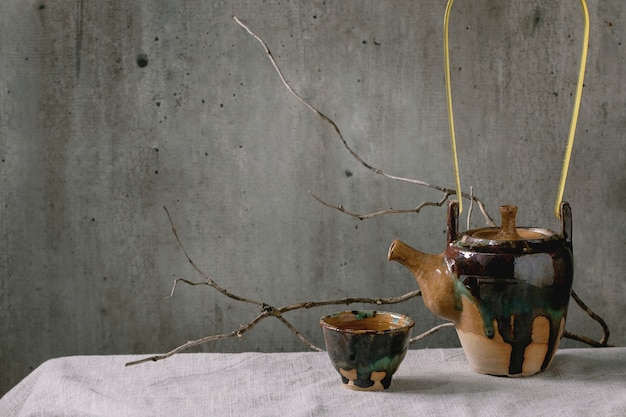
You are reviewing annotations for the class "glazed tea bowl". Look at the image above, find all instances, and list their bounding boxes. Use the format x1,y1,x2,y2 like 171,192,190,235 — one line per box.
320,310,414,391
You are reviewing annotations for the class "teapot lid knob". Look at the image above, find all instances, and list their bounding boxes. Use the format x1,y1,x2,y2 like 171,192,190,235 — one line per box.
495,205,524,241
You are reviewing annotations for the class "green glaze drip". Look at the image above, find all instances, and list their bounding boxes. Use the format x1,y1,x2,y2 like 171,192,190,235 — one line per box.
365,352,405,375
452,273,568,375
354,311,377,320
452,276,469,313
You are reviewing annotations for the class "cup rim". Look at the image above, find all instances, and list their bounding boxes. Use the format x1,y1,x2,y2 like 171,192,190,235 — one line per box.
320,310,415,335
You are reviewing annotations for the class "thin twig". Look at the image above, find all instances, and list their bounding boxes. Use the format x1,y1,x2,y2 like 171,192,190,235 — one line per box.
274,313,323,352
562,331,613,348
467,186,474,230
126,312,268,366
409,322,455,344
163,206,264,306
563,289,612,347
309,191,453,221
279,289,422,313
233,16,495,227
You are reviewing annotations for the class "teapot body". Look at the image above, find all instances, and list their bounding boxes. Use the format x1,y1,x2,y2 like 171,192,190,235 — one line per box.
388,201,574,376
446,224,573,376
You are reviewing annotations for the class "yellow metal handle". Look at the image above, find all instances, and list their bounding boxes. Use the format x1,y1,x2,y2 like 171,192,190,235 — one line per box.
442,0,590,218
555,0,589,218
443,0,461,214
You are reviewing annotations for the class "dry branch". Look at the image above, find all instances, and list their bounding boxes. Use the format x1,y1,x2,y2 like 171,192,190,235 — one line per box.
233,16,496,227
127,17,611,367
125,207,426,367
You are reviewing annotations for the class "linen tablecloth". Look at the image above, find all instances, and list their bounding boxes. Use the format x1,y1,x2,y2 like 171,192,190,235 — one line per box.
1,348,625,417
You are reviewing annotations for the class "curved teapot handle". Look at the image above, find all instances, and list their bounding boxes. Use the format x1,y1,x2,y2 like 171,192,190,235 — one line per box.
554,2,590,219
443,0,590,219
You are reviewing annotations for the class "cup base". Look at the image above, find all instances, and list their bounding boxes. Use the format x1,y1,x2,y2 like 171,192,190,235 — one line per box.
339,368,390,391
342,382,387,391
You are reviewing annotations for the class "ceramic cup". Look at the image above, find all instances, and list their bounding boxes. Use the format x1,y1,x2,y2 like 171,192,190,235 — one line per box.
320,310,414,391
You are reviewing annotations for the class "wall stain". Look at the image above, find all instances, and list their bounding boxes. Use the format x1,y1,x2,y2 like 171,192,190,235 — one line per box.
532,7,542,28
136,53,149,68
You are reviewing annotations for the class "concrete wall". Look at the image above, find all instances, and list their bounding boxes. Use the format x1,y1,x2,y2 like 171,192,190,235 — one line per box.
1,0,624,395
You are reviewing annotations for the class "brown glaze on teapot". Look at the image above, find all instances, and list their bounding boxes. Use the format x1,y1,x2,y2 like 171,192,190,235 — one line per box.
388,201,573,376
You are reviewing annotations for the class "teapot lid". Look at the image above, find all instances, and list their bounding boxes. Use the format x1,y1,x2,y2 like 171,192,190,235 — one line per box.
456,205,559,248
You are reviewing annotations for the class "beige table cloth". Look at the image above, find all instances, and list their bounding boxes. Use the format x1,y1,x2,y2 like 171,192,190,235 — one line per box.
1,348,625,416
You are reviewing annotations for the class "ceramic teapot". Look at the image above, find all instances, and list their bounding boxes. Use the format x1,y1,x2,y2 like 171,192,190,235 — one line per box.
388,201,573,376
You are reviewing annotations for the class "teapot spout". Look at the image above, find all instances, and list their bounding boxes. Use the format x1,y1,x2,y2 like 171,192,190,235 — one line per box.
388,239,459,323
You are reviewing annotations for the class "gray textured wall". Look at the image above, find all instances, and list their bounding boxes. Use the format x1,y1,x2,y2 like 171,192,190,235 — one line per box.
1,0,624,395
